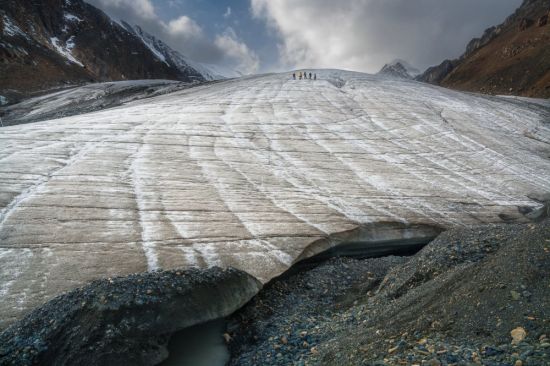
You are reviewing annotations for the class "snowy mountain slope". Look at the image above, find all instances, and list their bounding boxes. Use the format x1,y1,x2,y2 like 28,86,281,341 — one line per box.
378,59,421,79
119,23,229,81
194,62,244,79
1,70,550,329
0,0,221,104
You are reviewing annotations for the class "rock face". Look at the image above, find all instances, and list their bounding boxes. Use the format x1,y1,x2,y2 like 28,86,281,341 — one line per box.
0,0,216,104
417,60,458,85
539,13,549,26
519,17,535,31
0,70,550,330
0,267,261,366
417,0,550,98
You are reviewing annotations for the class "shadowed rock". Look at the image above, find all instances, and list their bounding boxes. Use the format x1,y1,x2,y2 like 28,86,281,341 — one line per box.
0,267,261,366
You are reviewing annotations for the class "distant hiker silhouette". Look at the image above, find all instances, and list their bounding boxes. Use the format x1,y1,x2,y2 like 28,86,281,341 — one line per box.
309,73,312,80
293,73,296,80
299,71,302,80
314,73,317,80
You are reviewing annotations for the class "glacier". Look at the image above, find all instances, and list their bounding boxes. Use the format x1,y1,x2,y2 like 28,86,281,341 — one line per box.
0,70,549,329
0,79,193,126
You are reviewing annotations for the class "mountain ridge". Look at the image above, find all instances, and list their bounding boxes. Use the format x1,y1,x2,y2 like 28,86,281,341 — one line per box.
417,0,550,98
0,0,226,104
118,22,237,81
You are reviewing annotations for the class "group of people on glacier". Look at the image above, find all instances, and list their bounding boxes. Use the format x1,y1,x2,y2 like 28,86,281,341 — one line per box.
293,71,316,80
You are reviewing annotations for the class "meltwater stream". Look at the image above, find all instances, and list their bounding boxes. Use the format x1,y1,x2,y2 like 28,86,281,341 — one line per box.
161,319,229,366
159,226,443,366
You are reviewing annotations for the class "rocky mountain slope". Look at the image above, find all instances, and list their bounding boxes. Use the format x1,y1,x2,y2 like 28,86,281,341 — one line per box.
417,0,550,98
1,70,549,331
0,0,220,104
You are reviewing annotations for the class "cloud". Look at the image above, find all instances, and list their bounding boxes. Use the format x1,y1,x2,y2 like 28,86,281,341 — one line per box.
215,28,260,74
87,0,256,72
165,16,203,39
251,0,522,72
223,7,232,19
91,0,157,20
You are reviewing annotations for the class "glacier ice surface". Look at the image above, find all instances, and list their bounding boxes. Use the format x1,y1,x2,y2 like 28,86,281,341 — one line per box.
0,70,549,329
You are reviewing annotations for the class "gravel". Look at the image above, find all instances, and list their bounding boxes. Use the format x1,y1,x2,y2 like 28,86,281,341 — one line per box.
1,218,548,366
0,267,260,366
227,219,550,366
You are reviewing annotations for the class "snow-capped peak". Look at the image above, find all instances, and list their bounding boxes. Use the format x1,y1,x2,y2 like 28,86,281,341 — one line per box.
378,59,421,79
390,59,421,76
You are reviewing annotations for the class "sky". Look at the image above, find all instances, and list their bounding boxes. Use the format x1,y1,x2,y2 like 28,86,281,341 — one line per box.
87,0,523,75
